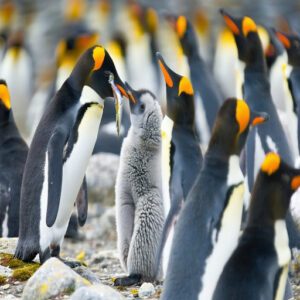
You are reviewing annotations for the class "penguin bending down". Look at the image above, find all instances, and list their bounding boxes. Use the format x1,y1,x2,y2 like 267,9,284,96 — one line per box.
15,45,127,265
161,99,268,300
114,83,165,286
0,80,28,237
213,152,298,300
155,53,203,276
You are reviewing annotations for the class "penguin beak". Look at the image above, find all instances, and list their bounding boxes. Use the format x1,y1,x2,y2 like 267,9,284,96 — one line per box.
250,111,269,126
275,31,291,49
291,175,300,190
156,52,174,88
220,9,240,35
124,82,138,111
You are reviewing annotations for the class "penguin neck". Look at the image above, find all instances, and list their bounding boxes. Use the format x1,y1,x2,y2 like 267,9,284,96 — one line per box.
0,108,11,126
79,85,103,106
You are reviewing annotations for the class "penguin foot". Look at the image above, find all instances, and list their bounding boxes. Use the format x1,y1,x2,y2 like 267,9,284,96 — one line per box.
113,274,142,286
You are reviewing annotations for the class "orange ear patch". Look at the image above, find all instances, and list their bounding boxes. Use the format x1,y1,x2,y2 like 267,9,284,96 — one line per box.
158,61,173,88
276,32,291,49
291,175,300,190
93,46,105,71
176,16,187,38
242,16,257,36
236,100,250,133
223,15,240,35
178,76,193,95
261,152,281,175
0,83,10,109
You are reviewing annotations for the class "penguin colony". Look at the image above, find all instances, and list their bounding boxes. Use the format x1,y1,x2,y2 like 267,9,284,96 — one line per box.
0,0,299,299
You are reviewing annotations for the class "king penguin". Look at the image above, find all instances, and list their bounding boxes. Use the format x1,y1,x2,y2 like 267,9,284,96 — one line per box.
155,53,203,277
161,99,268,300
15,45,128,265
0,80,28,237
213,152,298,300
166,14,222,145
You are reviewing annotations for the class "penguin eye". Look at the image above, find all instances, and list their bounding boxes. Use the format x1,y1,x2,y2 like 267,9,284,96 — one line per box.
140,103,145,112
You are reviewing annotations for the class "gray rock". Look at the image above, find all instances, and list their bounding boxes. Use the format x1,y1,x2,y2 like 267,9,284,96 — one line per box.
86,207,116,241
86,153,120,206
0,238,18,255
138,282,155,298
22,257,90,300
70,284,125,300
74,266,101,284
0,265,12,277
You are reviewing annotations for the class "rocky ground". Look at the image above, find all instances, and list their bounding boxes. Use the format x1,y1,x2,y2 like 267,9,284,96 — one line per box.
0,153,299,299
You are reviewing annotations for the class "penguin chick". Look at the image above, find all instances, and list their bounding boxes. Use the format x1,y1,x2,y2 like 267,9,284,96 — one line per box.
114,83,164,286
161,99,268,300
0,80,28,237
213,152,298,300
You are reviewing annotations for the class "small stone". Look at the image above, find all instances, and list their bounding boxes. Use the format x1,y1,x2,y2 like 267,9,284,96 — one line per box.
0,265,12,277
138,282,155,298
74,266,101,284
2,284,10,290
0,238,18,255
70,284,125,300
22,257,90,300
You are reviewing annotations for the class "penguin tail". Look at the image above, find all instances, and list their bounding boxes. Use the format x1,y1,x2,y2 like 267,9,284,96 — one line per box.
14,238,39,262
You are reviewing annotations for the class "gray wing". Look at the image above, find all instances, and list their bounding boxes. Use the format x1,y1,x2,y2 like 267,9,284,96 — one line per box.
76,176,88,227
46,130,68,227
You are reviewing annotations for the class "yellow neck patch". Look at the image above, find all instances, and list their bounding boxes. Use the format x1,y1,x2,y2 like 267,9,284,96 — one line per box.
223,15,240,35
242,16,257,37
261,152,280,175
235,100,250,133
178,76,193,96
176,16,187,38
146,8,158,34
0,84,10,109
158,61,173,88
93,46,105,71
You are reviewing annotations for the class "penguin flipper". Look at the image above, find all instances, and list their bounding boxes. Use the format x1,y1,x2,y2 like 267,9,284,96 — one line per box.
46,131,67,227
76,176,88,227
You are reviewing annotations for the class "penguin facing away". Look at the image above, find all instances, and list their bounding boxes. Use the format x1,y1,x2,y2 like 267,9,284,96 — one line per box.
213,152,298,300
161,99,268,300
0,80,28,237
166,14,222,144
15,45,128,265
114,83,165,286
155,53,203,277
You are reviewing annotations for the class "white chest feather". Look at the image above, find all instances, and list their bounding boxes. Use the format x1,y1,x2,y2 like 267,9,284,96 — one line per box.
274,220,291,300
40,87,103,251
161,115,174,217
194,93,210,146
198,156,245,300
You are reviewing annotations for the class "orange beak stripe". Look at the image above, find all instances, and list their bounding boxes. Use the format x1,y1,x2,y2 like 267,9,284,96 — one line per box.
223,15,240,35
252,116,266,126
128,92,136,104
116,84,129,98
291,176,300,190
158,61,173,88
276,32,291,49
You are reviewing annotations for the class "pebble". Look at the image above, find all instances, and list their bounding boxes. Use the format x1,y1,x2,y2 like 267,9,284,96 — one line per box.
138,283,155,298
2,284,10,290
70,284,125,300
